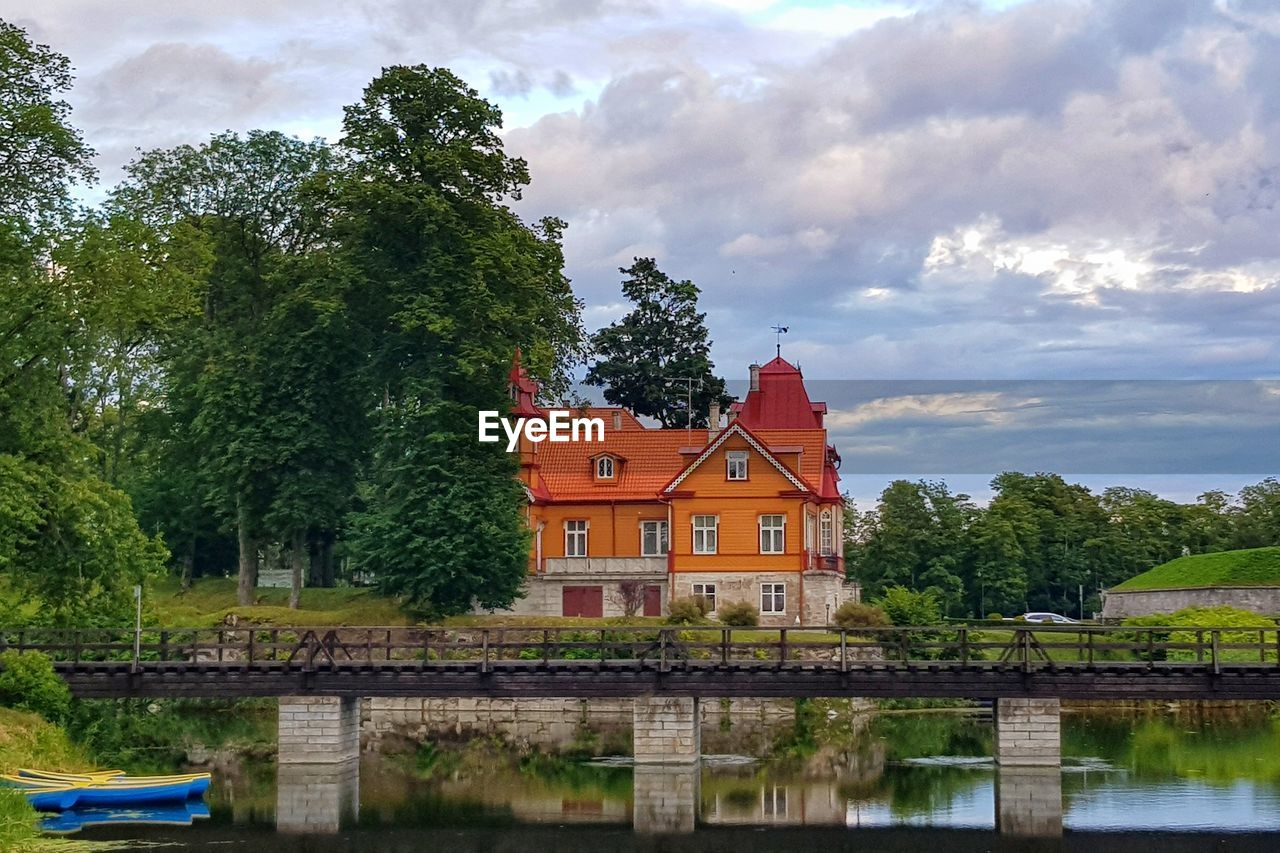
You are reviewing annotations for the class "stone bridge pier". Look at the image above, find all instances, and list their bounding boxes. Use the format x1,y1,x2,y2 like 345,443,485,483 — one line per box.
633,696,700,763
996,767,1063,837
633,765,699,833
276,696,362,833
994,698,1061,766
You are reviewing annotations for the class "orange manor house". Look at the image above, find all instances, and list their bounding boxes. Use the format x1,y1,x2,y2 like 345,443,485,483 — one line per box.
497,355,860,625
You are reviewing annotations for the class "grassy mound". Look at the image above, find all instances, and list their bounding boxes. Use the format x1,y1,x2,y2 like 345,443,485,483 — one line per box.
151,577,411,627
1112,547,1280,591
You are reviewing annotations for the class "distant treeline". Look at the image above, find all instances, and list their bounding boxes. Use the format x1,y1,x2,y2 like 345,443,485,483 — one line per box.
845,473,1280,617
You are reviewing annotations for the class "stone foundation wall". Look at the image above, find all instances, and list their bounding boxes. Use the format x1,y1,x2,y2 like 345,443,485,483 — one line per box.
994,698,1061,767
671,571,856,627
363,696,812,755
1101,586,1280,619
279,696,362,765
480,576,669,617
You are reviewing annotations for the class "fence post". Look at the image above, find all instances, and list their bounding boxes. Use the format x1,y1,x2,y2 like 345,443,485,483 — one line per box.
482,629,490,674
780,628,788,664
959,627,968,665
1021,629,1030,673
659,629,669,672
840,630,848,673
1211,630,1221,675
899,629,910,664
721,628,730,666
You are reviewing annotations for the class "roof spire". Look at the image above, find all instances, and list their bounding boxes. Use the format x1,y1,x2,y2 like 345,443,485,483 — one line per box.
771,324,789,358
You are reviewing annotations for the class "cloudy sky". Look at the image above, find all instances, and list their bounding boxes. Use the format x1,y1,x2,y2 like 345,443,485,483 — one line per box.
8,0,1278,503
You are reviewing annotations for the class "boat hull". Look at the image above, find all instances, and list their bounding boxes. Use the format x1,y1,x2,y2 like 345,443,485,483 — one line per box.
21,787,82,812
77,780,194,807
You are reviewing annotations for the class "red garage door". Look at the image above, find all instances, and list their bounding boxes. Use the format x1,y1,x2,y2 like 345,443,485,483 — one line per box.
562,585,604,618
643,585,663,617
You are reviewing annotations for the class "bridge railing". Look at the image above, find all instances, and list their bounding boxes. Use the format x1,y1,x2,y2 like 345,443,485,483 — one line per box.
1,624,1279,671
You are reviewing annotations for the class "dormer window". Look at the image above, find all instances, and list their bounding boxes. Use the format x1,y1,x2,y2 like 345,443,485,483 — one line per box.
726,451,748,480
596,456,615,479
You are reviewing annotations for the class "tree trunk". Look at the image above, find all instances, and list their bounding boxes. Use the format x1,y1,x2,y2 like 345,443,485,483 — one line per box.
236,495,258,606
180,544,195,593
322,537,336,587
289,529,305,609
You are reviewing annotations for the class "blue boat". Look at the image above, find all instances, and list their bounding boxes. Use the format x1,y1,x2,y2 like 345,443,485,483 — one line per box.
12,784,82,812
75,779,195,807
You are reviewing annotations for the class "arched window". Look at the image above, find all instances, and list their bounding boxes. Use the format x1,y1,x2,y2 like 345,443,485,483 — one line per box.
596,456,614,479
819,509,834,556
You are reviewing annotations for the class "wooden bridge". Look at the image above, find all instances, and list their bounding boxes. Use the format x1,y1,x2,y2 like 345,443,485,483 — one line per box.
7,623,1280,701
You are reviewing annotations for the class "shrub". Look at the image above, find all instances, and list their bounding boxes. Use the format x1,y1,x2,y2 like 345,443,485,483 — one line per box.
986,613,1003,622
874,586,942,627
666,596,709,625
717,601,758,627
832,602,890,630
0,651,70,723
1123,605,1278,663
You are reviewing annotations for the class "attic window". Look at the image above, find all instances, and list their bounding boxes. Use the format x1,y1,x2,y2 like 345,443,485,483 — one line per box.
596,456,615,480
726,451,748,480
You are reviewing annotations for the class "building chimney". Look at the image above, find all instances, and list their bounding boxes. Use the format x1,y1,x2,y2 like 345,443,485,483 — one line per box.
708,401,721,440
727,408,738,425
612,411,622,432
749,363,761,392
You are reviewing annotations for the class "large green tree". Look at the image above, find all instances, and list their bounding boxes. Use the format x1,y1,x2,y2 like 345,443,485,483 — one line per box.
111,130,352,605
0,20,167,625
585,258,730,428
338,66,585,615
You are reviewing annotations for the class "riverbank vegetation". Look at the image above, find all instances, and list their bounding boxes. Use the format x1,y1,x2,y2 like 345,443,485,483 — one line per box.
847,475,1280,618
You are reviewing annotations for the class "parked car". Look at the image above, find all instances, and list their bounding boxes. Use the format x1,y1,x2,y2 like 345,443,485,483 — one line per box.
1018,612,1080,625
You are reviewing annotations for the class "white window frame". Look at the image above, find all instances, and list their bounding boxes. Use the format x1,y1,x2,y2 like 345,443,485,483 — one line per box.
761,582,786,614
726,450,748,480
819,509,834,556
565,520,588,557
692,515,719,555
691,582,717,613
640,520,669,557
759,514,786,554
596,456,614,479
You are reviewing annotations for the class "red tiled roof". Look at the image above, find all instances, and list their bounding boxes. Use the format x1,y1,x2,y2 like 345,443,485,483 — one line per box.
533,428,698,501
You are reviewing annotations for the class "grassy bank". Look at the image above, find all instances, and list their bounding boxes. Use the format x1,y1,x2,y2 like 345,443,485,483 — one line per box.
1113,547,1280,590
0,708,93,852
150,577,411,627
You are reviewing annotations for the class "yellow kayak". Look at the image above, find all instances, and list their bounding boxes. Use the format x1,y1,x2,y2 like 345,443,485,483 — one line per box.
18,769,212,796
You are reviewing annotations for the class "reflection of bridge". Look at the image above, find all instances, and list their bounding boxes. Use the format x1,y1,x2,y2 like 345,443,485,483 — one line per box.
10,623,1279,838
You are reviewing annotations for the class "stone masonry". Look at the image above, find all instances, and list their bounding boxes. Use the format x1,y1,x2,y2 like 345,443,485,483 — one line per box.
994,697,1061,766
278,696,362,765
633,696,700,763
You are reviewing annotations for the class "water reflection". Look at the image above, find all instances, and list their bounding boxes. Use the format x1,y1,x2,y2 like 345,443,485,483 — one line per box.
276,761,359,833
50,706,1280,848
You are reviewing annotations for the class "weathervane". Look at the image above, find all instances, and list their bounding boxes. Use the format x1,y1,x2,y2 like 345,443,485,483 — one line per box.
771,324,789,358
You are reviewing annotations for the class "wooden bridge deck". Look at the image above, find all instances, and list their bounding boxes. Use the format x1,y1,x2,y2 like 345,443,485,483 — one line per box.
5,624,1280,700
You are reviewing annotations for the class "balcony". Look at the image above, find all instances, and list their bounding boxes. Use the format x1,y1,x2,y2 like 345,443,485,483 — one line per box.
542,557,667,576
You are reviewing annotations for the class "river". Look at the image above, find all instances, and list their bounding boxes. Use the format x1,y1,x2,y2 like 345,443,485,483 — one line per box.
42,704,1280,850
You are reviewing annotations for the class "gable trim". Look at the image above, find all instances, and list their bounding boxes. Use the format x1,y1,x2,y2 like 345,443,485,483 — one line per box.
661,422,810,494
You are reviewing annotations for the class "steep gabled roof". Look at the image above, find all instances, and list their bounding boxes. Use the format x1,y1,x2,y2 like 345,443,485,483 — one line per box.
662,421,812,494
730,355,827,429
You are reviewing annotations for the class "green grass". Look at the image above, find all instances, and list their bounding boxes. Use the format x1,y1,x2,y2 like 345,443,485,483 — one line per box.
1112,547,1280,591
0,708,99,852
150,577,412,627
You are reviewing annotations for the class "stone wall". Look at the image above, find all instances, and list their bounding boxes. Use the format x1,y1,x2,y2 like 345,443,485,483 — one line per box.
279,696,362,765
671,571,857,627
276,761,359,834
480,576,669,618
1101,586,1280,619
363,696,810,755
994,697,1060,767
